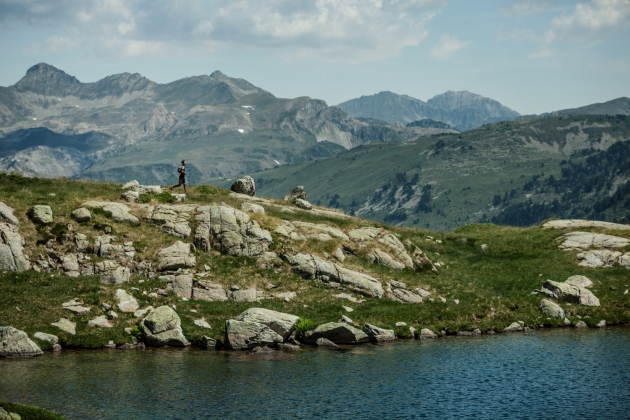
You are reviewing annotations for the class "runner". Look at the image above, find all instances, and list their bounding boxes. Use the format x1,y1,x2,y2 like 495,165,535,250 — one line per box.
169,160,187,193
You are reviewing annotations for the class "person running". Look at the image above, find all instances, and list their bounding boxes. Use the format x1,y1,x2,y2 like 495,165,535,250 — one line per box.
170,160,187,193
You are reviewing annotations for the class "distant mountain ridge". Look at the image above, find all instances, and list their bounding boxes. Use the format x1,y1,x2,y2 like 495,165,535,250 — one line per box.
336,90,521,131
541,97,630,117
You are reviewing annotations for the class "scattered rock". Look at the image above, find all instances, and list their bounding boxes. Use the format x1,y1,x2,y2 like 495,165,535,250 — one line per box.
395,322,407,327
197,336,217,350
122,180,140,190
157,241,196,271
236,308,299,340
108,311,118,320
419,328,437,339
333,293,364,303
71,207,91,222
62,299,91,315
192,281,229,302
596,320,606,328
363,324,396,342
575,321,588,329
0,326,43,358
121,191,139,203
292,221,349,240
558,232,629,250
503,322,524,332
368,248,406,270
303,322,369,344
539,299,565,319
95,261,131,284
161,273,193,299
543,219,630,230
390,288,424,303
194,318,212,329
88,315,113,328
541,280,600,306
338,315,359,327
51,318,76,335
315,337,339,348
0,223,31,272
333,247,345,262
0,202,19,225
230,288,259,302
294,198,312,210
141,305,190,347
116,289,139,313
134,307,154,318
224,319,283,350
33,332,58,344
342,306,353,312
577,250,622,268
480,244,488,250
28,205,53,224
82,201,140,226
240,202,265,214
284,186,307,202
565,275,594,288
563,318,571,326
230,176,256,196
348,227,382,242
61,254,80,277
150,204,196,238
251,346,275,354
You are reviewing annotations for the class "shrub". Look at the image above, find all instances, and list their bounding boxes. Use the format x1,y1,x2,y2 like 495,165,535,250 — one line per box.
294,318,317,340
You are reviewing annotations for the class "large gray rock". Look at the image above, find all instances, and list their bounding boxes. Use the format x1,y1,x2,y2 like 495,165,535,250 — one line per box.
192,281,229,302
348,227,382,242
224,319,283,350
363,324,396,342
303,322,369,344
61,253,80,277
0,223,31,272
391,288,424,303
116,289,139,313
565,275,594,288
28,205,53,224
151,204,196,238
367,248,406,270
559,232,629,250
541,280,600,306
95,261,130,284
88,315,113,328
284,186,307,202
240,202,265,214
141,306,190,347
294,198,312,210
157,241,196,271
51,318,76,335
284,253,384,298
33,332,59,344
82,201,139,226
539,299,565,319
71,207,91,222
543,220,630,230
0,202,19,225
194,205,272,257
419,328,437,339
230,176,256,196
292,221,349,240
0,327,43,358
577,250,622,268
236,308,300,340
122,180,140,190
378,234,414,268
62,298,91,315
161,274,193,299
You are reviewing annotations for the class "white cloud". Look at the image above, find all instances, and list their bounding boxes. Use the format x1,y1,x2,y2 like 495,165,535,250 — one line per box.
430,34,471,60
528,45,554,58
548,0,630,41
500,0,549,17
25,35,78,53
0,0,446,63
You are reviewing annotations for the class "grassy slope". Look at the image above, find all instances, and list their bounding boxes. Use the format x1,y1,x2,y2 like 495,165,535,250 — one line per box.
0,176,629,351
246,115,630,231
0,402,67,420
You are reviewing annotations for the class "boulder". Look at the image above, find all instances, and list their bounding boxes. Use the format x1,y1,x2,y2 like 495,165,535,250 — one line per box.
348,227,382,242
141,306,190,347
230,288,259,302
596,320,606,328
194,318,212,329
619,253,630,269
71,207,91,222
542,280,600,306
284,186,307,202
28,205,53,224
363,324,396,342
303,322,369,344
82,201,139,226
240,202,265,214
236,308,299,340
315,337,338,348
338,315,359,327
251,346,275,354
543,219,630,230
192,281,229,302
539,299,565,319
558,232,629,250
0,326,43,358
284,253,384,298
419,328,437,339
198,336,217,350
88,315,113,328
0,223,31,272
294,198,312,210
0,202,19,225
116,289,139,313
391,288,424,303
62,299,91,315
161,274,193,299
33,332,59,344
95,261,130,284
378,234,414,268
368,248,406,270
157,241,196,271
122,180,140,190
292,221,349,240
565,275,594,288
224,319,283,350
577,250,622,268
121,191,139,203
150,204,196,238
51,318,76,335
503,322,524,332
134,307,154,318
575,321,588,329
230,176,256,196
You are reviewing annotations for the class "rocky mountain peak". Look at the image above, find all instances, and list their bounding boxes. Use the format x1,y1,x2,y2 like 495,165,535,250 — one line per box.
13,63,81,96
427,91,520,119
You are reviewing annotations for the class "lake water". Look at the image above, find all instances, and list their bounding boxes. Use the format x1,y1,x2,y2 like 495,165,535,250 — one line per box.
1,328,630,419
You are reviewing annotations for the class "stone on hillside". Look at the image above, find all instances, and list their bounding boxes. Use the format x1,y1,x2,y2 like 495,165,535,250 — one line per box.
161,274,193,299
134,307,154,318
378,234,414,268
95,261,130,284
333,293,364,303
348,227,382,242
121,191,139,203
419,328,437,339
284,253,384,298
577,250,622,268
230,176,256,196
240,202,265,214
303,322,369,344
51,318,76,335
284,186,307,202
71,207,91,222
88,315,113,328
294,198,312,210
192,281,229,302
0,327,43,358
62,299,91,315
194,318,212,329
122,180,140,190
137,185,162,195
194,205,272,257
619,253,630,269
338,315,359,327
151,204,196,238
0,202,19,225
0,223,31,272
230,288,259,302
61,253,80,277
542,280,600,306
575,321,588,329
368,248,406,270
236,308,299,340
333,247,345,262
391,288,424,303
141,305,190,347
565,275,594,288
316,337,338,348
33,332,58,344
503,322,524,332
157,241,196,271
543,219,630,230
224,319,283,350
292,221,349,240
28,205,53,224
82,201,139,226
559,232,629,250
171,194,186,203
116,289,139,313
596,320,606,328
539,299,565,319
411,247,438,272
363,324,396,342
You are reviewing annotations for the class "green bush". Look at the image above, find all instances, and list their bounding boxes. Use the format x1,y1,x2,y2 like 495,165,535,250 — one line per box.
131,324,144,340
294,318,317,340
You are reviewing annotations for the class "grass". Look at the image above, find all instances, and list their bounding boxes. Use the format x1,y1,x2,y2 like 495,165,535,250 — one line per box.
1,175,629,350
0,401,68,420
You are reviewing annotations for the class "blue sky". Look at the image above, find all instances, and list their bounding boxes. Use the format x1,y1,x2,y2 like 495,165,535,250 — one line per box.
0,0,629,114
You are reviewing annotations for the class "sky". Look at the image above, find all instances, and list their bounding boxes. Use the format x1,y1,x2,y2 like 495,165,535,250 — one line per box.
0,0,629,115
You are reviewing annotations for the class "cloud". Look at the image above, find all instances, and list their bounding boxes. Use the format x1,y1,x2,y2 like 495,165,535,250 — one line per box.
25,35,78,53
547,0,630,41
430,34,471,60
528,45,554,58
0,0,446,63
500,0,549,17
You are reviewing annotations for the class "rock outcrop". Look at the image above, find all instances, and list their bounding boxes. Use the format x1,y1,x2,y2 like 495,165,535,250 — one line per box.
82,201,140,226
0,222,31,272
28,205,53,224
565,275,594,288
236,308,299,340
116,289,139,312
362,324,396,342
240,202,265,214
0,202,19,225
224,319,283,350
157,241,196,271
303,322,369,344
284,186,307,202
539,299,565,319
368,248,406,270
558,232,629,250
543,220,630,230
0,326,43,358
150,204,196,238
576,250,623,268
95,260,131,284
141,306,190,347
230,176,256,196
535,280,600,307
160,273,193,299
